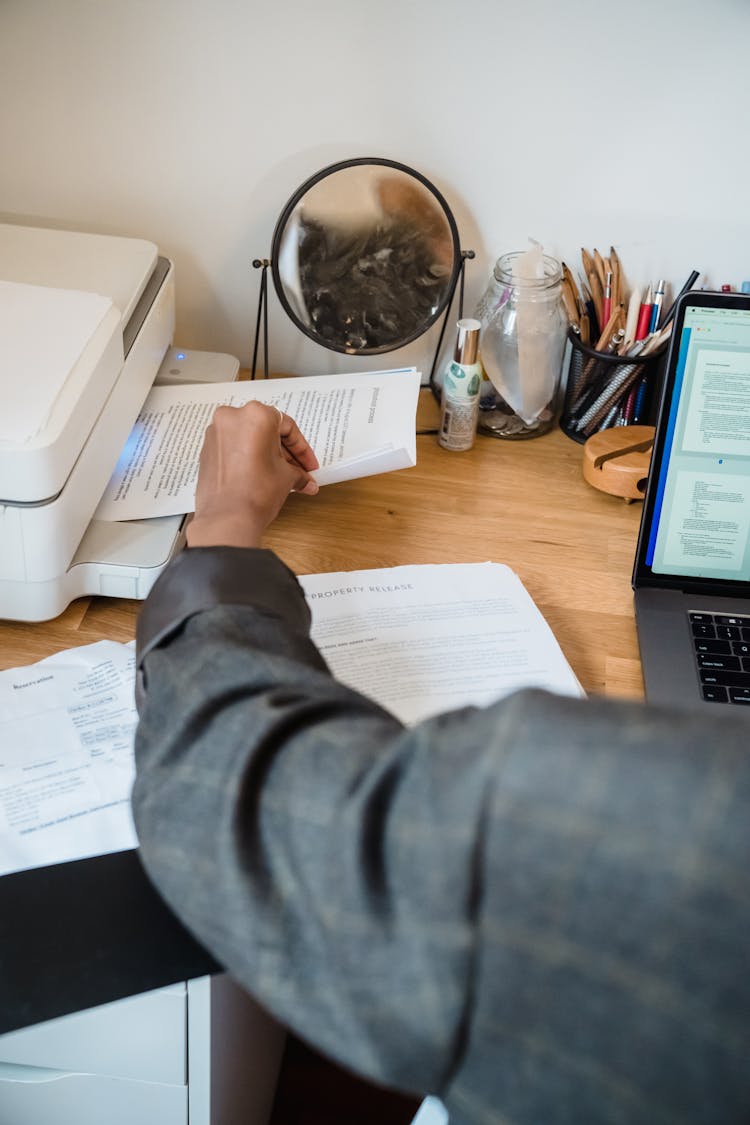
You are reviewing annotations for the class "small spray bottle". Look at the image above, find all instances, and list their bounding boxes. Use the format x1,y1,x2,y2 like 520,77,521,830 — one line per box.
438,318,482,451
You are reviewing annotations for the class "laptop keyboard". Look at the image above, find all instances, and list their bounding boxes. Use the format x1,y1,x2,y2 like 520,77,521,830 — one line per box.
689,612,750,705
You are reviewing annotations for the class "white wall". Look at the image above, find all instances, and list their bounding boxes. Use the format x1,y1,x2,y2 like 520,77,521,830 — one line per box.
2,0,749,377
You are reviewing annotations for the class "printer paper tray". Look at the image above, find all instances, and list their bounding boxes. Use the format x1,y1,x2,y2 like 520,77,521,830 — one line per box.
0,514,186,621
70,514,188,600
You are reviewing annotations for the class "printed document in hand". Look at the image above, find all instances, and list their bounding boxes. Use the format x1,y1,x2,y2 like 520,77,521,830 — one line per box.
299,561,582,726
95,366,421,522
0,640,138,877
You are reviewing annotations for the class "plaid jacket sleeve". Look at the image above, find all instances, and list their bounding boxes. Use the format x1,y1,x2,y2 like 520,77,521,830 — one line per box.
132,547,750,1125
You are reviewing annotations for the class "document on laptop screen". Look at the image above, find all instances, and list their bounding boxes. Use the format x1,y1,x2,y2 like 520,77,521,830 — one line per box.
646,303,750,581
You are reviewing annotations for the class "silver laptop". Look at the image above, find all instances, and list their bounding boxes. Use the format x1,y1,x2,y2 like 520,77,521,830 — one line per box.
633,289,750,713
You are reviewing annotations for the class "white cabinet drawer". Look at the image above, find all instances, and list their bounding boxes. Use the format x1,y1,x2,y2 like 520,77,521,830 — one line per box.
0,984,186,1084
0,1066,187,1125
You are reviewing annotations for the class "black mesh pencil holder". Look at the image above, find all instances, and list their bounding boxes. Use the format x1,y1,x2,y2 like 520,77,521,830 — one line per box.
559,328,668,444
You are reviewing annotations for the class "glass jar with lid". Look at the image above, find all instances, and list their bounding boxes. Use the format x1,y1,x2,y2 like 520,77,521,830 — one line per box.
475,249,567,438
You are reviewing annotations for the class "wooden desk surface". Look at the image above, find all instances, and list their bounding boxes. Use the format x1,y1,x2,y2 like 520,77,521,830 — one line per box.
0,391,645,700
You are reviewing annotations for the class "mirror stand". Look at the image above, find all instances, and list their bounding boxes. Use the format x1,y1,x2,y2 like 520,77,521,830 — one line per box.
250,257,271,380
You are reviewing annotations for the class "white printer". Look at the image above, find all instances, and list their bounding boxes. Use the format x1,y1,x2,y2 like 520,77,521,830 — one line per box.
0,223,211,622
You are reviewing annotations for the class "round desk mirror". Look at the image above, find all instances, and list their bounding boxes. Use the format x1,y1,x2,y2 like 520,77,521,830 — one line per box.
269,158,462,356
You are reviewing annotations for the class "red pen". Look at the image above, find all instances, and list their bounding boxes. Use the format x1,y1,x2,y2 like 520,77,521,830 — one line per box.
635,284,654,341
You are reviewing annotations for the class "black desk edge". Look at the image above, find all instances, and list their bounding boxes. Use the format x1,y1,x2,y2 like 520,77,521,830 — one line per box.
1,848,218,1036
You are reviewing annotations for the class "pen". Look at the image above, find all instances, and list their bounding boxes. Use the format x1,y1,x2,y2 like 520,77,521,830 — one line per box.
597,401,620,432
649,279,665,333
579,326,670,434
574,341,648,432
570,356,612,417
570,341,622,418
660,269,700,328
579,362,644,435
631,375,649,424
621,381,639,425
635,284,653,341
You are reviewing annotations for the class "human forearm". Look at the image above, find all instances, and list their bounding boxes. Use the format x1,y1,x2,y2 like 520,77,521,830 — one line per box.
133,560,487,1094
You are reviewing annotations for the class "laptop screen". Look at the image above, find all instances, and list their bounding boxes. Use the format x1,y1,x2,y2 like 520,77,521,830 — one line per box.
634,292,750,592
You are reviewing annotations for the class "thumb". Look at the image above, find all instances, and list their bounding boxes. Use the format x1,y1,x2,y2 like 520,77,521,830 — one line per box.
291,470,319,496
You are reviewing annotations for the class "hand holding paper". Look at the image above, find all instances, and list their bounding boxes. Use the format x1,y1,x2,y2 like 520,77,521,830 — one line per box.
187,401,320,549
95,367,421,522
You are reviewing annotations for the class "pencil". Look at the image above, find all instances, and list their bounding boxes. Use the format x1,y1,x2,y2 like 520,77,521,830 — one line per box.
593,248,608,291
587,267,605,333
623,287,642,350
609,246,623,308
595,305,624,351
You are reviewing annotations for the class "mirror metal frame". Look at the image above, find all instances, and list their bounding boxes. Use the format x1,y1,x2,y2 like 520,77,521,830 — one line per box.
269,156,463,357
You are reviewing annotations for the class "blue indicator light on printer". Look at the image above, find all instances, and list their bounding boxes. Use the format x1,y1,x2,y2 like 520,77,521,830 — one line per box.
176,352,186,360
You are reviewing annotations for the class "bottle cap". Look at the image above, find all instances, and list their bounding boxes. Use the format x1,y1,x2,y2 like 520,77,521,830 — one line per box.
454,318,481,365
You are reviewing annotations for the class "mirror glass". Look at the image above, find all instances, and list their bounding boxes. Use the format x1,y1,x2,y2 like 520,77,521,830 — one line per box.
271,159,461,355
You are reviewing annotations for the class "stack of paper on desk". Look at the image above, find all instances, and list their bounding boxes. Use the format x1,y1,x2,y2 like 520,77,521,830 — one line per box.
0,640,138,878
95,366,421,522
0,563,579,877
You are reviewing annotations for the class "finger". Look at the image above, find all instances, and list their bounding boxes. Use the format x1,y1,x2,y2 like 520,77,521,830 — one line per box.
289,467,319,496
280,447,304,469
275,410,319,471
293,476,319,496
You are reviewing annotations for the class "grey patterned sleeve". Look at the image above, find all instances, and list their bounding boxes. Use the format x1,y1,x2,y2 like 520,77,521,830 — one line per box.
132,547,750,1124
